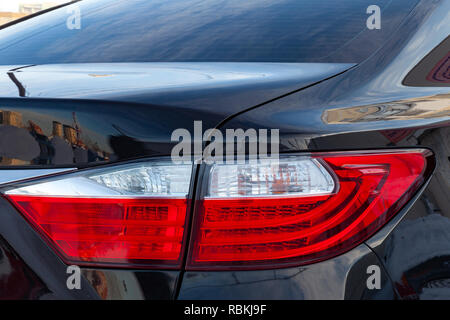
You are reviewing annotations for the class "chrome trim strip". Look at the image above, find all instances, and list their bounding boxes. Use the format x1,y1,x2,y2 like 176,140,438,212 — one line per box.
0,169,76,186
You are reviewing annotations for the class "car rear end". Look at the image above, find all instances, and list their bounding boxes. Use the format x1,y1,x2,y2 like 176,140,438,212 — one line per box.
0,0,448,300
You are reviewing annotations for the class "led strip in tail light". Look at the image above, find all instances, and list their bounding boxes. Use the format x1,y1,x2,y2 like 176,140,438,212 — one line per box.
187,149,433,269
4,161,193,268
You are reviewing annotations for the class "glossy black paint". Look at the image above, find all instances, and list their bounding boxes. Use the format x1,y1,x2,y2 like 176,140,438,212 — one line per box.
0,63,352,166
178,243,396,300
0,0,418,64
0,236,48,299
0,0,448,300
81,269,179,300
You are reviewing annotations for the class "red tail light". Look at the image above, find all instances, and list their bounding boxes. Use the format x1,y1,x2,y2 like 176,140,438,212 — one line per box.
4,161,193,268
3,150,433,270
6,197,188,267
187,150,433,269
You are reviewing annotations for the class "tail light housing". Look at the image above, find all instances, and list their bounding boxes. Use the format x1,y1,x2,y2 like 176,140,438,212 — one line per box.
187,149,434,269
4,161,193,269
3,149,434,270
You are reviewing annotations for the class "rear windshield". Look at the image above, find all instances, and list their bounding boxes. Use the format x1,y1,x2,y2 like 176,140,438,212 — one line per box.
0,0,418,65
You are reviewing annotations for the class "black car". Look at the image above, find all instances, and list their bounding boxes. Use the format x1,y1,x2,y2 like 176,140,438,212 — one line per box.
0,0,449,300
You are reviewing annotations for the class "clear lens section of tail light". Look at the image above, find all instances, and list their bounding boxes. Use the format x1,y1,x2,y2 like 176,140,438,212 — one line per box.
188,149,433,270
208,158,335,198
4,161,193,268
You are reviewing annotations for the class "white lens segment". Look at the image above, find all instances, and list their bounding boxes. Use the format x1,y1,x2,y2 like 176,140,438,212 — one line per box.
207,157,335,198
6,162,193,198
5,157,334,199
89,164,192,196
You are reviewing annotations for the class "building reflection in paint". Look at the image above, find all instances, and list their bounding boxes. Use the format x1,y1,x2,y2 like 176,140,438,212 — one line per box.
0,109,109,165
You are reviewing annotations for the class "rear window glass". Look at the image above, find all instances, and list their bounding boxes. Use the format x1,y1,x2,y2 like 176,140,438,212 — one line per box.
0,0,418,65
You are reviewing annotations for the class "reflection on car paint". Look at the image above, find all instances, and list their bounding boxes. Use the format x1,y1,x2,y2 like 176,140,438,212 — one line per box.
0,109,110,165
322,94,450,124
